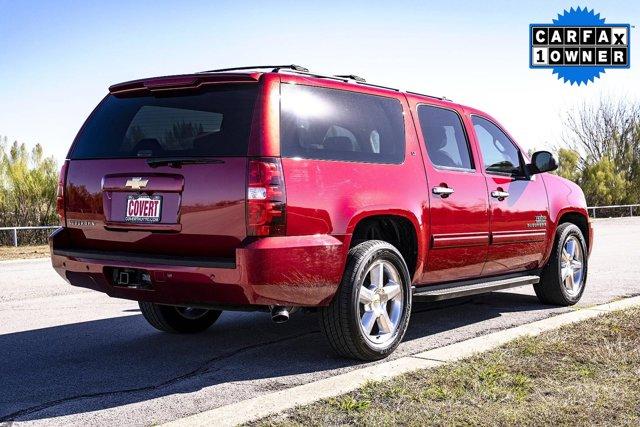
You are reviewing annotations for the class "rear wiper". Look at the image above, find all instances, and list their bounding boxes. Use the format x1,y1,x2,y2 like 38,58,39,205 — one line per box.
146,157,226,168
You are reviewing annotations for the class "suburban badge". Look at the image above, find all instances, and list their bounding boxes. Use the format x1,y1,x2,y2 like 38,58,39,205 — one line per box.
528,215,548,228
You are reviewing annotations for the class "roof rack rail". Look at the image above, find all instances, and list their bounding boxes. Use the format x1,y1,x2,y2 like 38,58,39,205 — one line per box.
277,69,399,91
358,81,400,92
405,90,446,101
334,74,366,82
200,64,309,73
199,65,401,93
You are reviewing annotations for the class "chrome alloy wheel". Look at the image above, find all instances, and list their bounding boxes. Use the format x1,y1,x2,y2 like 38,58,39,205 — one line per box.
357,260,404,347
175,306,209,320
560,236,584,297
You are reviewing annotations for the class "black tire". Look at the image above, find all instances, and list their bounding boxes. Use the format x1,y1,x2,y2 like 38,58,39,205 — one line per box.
534,223,588,306
319,240,412,361
139,302,222,333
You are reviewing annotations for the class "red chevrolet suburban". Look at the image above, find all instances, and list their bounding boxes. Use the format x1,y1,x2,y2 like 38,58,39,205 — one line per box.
51,65,593,360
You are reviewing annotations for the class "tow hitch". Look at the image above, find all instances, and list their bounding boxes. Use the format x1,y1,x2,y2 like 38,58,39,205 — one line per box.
108,267,153,289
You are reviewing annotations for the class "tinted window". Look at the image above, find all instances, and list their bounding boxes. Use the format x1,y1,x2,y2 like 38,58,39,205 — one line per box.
70,85,258,159
417,105,473,170
280,84,405,164
472,116,523,175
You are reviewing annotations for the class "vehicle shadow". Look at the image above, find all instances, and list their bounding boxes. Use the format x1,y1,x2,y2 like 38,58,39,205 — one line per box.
0,291,553,422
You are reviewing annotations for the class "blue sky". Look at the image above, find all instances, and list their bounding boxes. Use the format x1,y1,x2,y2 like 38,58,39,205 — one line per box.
0,0,638,163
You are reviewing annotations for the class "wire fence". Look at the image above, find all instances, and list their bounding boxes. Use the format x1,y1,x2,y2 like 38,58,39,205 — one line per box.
0,226,59,247
0,204,639,247
588,204,639,218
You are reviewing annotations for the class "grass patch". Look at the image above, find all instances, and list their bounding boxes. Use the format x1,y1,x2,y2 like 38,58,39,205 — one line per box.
0,244,49,260
253,307,640,426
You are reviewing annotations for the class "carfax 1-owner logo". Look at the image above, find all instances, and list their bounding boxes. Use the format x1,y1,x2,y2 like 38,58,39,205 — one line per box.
530,7,631,85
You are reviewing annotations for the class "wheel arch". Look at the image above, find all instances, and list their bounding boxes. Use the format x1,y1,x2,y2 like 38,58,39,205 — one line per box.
345,211,424,282
542,208,592,266
541,173,592,264
558,211,590,250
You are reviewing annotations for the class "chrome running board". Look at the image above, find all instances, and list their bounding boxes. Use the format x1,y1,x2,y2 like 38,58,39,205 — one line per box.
413,275,540,302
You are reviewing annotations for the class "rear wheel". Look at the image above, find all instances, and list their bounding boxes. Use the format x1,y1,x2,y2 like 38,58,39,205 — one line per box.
139,302,222,333
319,240,412,361
535,223,587,306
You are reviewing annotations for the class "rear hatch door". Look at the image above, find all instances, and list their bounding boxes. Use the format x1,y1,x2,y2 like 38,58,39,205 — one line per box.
63,82,259,261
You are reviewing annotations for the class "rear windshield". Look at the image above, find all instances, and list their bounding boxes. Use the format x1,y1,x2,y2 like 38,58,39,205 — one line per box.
70,84,258,159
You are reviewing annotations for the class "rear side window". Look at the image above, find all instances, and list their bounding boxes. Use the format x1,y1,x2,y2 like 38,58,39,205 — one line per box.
472,116,523,175
280,84,405,164
70,84,258,159
417,105,474,170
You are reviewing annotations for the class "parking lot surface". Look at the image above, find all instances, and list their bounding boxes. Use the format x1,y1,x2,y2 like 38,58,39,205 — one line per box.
0,218,638,425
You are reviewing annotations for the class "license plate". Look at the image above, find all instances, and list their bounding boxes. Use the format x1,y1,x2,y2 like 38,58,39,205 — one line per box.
125,195,162,223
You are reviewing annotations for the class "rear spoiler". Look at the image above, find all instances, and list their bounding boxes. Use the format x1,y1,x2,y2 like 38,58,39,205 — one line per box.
109,73,260,95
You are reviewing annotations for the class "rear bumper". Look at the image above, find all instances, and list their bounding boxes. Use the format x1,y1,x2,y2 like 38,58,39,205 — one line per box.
50,228,346,307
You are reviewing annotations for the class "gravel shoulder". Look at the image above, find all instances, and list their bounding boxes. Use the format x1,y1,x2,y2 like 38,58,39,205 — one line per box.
0,245,50,261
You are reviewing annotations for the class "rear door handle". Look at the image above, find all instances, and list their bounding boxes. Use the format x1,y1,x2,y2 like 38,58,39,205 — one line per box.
491,190,510,199
432,186,454,197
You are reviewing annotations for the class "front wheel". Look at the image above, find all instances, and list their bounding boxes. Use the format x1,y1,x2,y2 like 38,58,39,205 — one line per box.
139,302,222,333
535,223,588,306
319,240,412,361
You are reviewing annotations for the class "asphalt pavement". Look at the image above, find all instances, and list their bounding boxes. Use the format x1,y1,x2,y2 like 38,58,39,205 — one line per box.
0,217,638,425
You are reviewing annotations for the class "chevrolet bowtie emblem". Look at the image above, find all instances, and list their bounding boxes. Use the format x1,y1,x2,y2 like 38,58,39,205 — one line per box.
125,177,149,190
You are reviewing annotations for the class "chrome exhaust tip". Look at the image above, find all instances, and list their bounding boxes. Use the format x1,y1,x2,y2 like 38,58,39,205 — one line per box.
270,306,291,323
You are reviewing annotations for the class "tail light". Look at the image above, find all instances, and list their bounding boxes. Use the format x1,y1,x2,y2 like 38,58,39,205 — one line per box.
56,160,69,226
246,157,286,236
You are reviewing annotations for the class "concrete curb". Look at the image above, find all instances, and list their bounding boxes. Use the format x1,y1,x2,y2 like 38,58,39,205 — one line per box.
164,295,640,427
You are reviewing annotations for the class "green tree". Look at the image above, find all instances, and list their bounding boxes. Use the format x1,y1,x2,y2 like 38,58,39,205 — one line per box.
579,158,629,206
557,97,639,205
556,148,581,183
0,138,58,228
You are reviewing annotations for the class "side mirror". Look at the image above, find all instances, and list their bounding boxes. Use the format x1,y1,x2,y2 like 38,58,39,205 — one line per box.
528,150,558,175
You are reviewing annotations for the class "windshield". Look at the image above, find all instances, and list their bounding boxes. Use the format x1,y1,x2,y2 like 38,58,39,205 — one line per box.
70,84,258,159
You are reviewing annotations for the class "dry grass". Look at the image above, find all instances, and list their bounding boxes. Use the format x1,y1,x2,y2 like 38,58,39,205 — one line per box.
255,307,640,426
0,245,50,260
